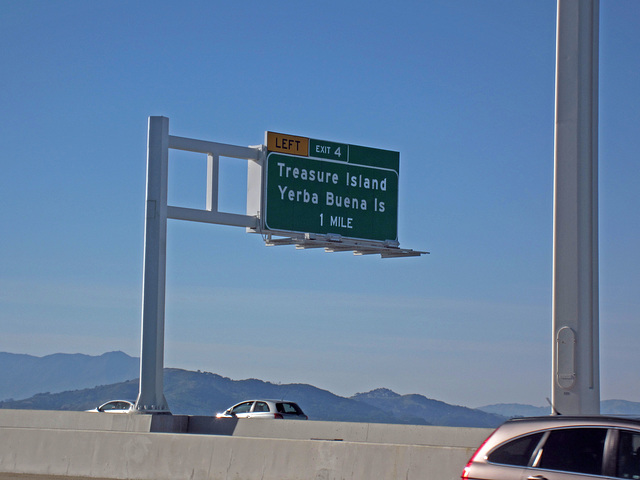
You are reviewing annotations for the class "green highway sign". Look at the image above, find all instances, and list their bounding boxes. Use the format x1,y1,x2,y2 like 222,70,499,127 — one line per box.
263,132,399,242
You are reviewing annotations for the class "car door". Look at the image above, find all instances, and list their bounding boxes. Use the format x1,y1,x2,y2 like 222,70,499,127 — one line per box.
249,401,271,418
521,427,609,480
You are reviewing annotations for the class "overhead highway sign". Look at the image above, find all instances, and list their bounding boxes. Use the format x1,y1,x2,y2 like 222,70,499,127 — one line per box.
263,132,399,243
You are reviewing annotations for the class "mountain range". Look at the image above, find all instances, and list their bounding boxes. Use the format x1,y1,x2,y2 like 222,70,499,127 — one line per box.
1,351,639,426
0,351,139,401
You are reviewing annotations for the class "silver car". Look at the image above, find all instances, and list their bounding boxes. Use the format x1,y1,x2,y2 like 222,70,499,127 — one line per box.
86,400,134,413
216,400,308,420
462,415,640,480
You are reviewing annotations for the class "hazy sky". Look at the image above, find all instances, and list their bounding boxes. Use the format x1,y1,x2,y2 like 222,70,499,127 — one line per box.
1,1,638,408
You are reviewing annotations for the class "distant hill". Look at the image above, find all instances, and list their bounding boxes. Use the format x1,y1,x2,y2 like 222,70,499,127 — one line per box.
0,350,508,426
352,388,506,428
3,352,637,426
160,369,399,422
478,403,550,418
478,399,640,418
0,351,139,401
0,368,505,426
600,400,640,415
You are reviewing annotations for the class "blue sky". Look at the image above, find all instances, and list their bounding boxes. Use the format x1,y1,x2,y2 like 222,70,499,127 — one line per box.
1,1,638,408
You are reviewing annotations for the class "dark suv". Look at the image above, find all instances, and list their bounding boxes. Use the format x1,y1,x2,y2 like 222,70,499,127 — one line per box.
462,416,640,480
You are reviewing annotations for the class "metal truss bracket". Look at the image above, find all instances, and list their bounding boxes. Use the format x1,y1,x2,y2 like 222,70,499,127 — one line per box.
263,233,428,258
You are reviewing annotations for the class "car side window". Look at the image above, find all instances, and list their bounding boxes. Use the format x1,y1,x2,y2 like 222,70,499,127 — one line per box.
254,402,269,412
277,402,301,414
488,433,544,466
536,427,607,475
232,402,253,414
616,430,640,479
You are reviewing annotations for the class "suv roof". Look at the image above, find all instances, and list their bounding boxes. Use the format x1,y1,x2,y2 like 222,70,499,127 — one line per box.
486,415,640,443
505,415,640,429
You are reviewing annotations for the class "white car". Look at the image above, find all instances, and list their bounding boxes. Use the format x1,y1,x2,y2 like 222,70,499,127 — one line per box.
216,400,308,420
86,400,134,413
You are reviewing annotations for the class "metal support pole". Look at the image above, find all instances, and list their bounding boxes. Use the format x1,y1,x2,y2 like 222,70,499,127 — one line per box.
552,0,600,415
134,116,170,413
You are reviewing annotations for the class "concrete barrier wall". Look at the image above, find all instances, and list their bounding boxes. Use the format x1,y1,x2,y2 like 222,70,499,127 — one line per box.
187,415,492,447
0,408,156,432
0,409,493,447
0,410,494,480
0,409,186,433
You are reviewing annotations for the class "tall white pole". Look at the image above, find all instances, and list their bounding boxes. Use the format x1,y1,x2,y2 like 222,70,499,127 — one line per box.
552,0,600,415
134,116,170,413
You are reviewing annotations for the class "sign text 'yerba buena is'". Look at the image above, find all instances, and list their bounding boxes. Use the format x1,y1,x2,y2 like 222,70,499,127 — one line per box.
264,132,399,242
